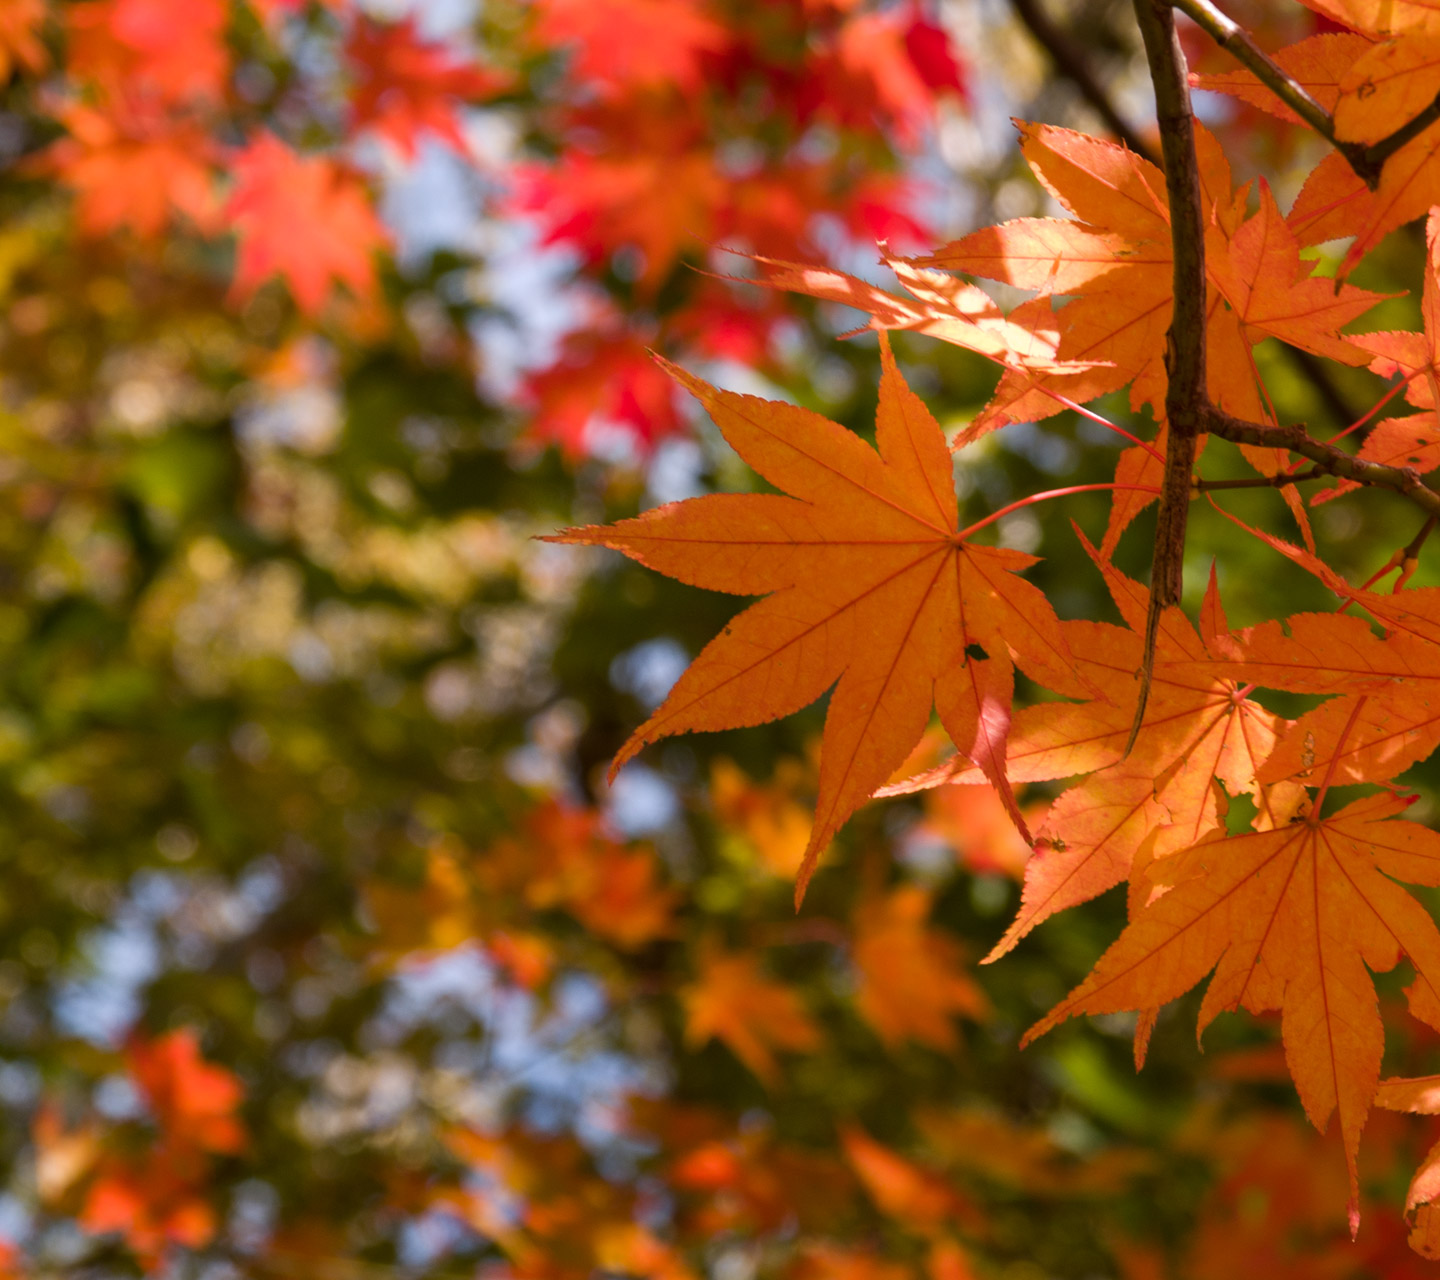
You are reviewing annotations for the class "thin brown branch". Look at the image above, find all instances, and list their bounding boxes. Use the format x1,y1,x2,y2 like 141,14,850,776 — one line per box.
1203,408,1440,516
1171,0,1440,190
1169,0,1357,166
1128,0,1206,752
1193,467,1323,491
1010,0,1158,162
1395,515,1438,589
1367,98,1440,172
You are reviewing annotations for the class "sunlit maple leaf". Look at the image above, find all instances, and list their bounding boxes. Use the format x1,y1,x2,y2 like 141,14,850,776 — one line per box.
1214,601,1440,790
924,124,1378,437
1025,790,1440,1224
904,551,1288,960
1337,206,1440,486
852,884,989,1050
1254,8,1440,270
1209,181,1386,362
225,134,388,314
1191,31,1372,125
531,0,729,94
743,247,1104,382
1334,34,1440,143
345,16,510,162
67,0,227,105
43,102,217,239
552,337,1091,896
1301,0,1440,37
682,942,821,1084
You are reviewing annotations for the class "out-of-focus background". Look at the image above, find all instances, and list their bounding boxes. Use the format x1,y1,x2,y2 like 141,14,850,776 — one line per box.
0,0,1437,1276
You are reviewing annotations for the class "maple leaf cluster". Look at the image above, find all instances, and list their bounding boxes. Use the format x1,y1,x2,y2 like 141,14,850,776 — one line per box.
8,0,969,459
22,0,1440,1273
554,0,1440,1255
36,1030,246,1265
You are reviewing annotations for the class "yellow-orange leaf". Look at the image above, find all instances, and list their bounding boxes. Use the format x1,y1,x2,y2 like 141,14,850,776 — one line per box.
682,944,821,1084
852,885,989,1050
552,337,1089,898
1024,791,1440,1223
1336,35,1440,142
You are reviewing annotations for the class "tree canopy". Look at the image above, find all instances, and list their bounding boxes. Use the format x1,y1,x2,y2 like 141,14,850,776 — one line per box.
5,1,1440,1277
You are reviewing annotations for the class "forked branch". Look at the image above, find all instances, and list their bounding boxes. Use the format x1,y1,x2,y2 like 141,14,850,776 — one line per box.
1128,0,1440,751
1171,0,1440,190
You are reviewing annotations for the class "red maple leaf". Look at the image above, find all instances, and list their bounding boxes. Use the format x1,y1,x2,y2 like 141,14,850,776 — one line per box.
225,134,389,314
67,0,228,105
345,16,510,162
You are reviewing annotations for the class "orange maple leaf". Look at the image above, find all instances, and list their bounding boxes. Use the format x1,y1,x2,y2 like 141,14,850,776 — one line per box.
840,1126,978,1236
710,755,812,878
225,134,388,315
81,1151,216,1262
517,803,678,950
852,884,988,1051
1339,206,1440,485
895,553,1288,960
67,0,228,105
127,1028,247,1155
743,246,1106,380
925,124,1379,438
1211,597,1440,791
1377,1074,1440,1258
44,102,217,239
1192,31,1372,126
552,337,1091,896
1024,790,1440,1226
682,942,821,1084
1230,8,1440,271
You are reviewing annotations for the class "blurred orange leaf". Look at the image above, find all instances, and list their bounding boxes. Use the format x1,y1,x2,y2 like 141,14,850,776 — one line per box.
683,942,821,1084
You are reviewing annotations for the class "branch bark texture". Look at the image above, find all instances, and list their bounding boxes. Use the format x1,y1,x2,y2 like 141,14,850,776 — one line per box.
1130,0,1206,744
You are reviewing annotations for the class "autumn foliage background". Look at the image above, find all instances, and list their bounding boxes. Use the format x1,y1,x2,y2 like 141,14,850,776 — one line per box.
6,0,1440,1276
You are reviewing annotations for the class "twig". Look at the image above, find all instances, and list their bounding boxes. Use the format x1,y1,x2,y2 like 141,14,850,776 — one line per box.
1396,515,1439,590
1202,407,1440,517
1128,0,1207,753
1010,0,1158,162
1171,0,1440,190
1194,467,1322,491
1170,0,1352,165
